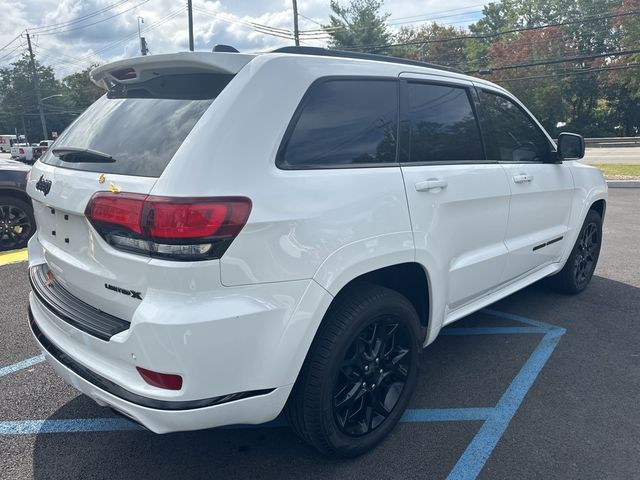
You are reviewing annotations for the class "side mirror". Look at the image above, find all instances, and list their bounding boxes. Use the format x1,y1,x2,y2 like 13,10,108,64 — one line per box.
557,132,585,160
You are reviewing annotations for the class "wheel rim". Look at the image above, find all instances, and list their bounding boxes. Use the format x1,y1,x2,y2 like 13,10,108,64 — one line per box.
332,319,412,437
574,222,599,286
0,203,32,250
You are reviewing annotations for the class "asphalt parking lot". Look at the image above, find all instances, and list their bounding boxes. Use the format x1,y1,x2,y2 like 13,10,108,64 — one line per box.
0,188,638,480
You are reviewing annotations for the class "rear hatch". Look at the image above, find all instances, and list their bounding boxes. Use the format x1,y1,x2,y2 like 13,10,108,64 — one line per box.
27,52,255,322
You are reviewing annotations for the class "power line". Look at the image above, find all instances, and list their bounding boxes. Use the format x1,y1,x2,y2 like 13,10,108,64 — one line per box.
467,48,640,74
0,33,23,54
340,9,640,52
497,63,640,82
37,0,153,36
29,0,131,33
46,7,185,72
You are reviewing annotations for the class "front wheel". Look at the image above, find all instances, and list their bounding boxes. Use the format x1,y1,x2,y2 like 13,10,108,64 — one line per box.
285,284,422,457
547,209,602,294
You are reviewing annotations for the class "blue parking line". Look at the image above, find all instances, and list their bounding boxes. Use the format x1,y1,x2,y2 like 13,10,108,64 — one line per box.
446,327,566,480
0,418,142,435
400,408,492,422
0,354,44,378
0,407,494,436
441,327,548,335
482,308,558,330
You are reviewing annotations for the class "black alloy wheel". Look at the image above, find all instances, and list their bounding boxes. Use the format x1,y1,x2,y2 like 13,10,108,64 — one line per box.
0,197,35,251
285,284,421,457
574,221,599,287
546,208,603,294
333,320,412,436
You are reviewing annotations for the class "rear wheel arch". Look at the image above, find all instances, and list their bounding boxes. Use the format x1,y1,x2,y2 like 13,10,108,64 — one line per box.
322,262,430,337
0,188,32,207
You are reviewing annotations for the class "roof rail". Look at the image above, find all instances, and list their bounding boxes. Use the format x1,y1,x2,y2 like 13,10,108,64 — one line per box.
270,46,464,74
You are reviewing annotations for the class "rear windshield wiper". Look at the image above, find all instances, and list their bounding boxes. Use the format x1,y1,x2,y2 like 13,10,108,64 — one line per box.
52,147,115,163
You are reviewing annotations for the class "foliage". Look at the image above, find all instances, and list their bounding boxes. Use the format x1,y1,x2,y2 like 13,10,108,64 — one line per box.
323,0,391,50
0,56,102,142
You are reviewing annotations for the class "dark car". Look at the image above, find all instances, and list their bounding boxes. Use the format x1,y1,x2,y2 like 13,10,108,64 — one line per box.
0,158,34,250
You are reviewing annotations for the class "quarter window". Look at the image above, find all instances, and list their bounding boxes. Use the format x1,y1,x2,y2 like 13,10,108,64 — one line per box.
478,90,552,163
278,79,398,168
406,82,484,163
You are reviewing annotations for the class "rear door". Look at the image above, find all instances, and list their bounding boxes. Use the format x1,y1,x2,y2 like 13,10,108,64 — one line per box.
398,74,511,311
475,87,575,282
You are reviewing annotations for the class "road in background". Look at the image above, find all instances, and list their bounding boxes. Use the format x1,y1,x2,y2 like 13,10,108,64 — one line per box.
582,147,640,165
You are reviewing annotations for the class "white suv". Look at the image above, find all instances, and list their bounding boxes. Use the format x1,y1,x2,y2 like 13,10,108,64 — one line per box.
26,47,607,457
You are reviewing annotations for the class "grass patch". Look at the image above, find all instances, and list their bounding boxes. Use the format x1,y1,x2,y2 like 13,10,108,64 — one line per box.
590,163,640,177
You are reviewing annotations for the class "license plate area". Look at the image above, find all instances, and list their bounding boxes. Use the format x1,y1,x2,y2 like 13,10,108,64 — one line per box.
34,202,91,255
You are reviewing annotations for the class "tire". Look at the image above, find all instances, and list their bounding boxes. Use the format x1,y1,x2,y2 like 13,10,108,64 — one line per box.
546,209,602,294
0,196,35,251
285,284,422,457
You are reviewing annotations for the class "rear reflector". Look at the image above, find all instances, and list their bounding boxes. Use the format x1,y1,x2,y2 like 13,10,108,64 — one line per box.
136,367,183,390
85,193,251,261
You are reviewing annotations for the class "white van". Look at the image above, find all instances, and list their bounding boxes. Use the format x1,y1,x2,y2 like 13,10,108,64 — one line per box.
0,135,18,153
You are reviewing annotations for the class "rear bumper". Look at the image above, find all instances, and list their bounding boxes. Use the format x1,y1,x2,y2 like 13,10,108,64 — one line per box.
29,309,292,433
27,251,333,432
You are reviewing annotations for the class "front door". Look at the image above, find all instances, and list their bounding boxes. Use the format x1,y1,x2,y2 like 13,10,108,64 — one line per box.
475,87,575,282
399,74,512,311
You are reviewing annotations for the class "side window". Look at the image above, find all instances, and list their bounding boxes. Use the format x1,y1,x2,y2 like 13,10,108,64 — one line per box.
478,89,552,163
406,82,484,163
278,79,398,168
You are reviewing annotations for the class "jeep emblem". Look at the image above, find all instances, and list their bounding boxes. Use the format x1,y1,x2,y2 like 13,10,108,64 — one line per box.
35,175,52,196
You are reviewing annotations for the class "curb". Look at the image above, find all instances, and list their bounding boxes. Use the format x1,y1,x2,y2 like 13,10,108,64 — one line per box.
606,180,640,188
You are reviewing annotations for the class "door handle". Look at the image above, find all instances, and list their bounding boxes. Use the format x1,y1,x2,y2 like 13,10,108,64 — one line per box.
415,178,448,192
513,174,533,184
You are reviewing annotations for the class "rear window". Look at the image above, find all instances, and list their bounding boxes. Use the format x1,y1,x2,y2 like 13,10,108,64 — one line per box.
406,82,484,163
41,73,232,177
277,79,398,169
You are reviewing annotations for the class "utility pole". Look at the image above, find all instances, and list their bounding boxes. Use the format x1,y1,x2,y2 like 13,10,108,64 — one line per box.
292,0,300,46
25,31,48,141
187,0,194,51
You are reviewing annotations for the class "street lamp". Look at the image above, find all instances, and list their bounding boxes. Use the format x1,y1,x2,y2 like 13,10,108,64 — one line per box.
38,94,63,141
41,94,63,103
138,17,148,56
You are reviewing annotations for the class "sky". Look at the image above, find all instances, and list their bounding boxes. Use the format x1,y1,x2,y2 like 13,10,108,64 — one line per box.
0,0,487,78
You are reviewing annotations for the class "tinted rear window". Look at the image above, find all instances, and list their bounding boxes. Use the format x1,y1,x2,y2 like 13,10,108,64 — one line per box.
406,83,484,163
40,73,231,177
278,79,398,168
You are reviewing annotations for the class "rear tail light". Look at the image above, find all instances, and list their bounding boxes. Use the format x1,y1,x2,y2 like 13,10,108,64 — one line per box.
136,367,183,390
19,148,24,154
85,193,251,261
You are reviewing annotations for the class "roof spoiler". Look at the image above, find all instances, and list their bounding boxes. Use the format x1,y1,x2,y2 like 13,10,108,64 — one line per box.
90,52,256,90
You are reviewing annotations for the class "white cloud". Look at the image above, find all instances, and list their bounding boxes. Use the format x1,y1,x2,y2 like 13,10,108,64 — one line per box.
0,0,486,78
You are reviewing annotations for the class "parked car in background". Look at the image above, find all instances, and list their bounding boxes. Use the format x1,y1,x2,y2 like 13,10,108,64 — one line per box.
26,48,606,457
0,134,18,153
0,158,34,250
10,141,49,164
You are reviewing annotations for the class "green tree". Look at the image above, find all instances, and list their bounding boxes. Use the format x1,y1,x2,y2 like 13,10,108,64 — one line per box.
0,54,70,142
62,66,103,110
393,23,468,68
323,0,391,51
